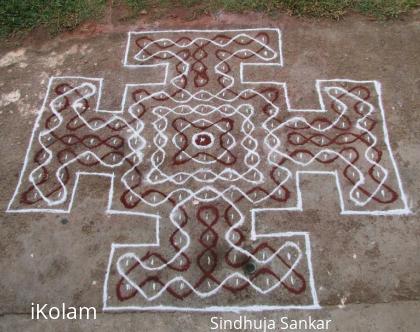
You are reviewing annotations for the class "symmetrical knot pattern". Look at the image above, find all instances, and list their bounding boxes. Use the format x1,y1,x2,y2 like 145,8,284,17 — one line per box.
8,29,408,311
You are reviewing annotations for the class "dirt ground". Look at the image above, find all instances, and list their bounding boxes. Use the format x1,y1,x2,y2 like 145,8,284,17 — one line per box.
0,8,419,332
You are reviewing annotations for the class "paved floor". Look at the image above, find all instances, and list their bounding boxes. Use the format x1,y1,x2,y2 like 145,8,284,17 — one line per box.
0,10,419,332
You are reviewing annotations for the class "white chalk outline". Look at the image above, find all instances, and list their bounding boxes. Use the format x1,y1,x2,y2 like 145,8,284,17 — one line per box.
5,28,411,312
7,29,409,215
104,223,319,311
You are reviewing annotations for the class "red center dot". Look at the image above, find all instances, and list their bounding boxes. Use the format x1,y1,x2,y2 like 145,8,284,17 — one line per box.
194,133,212,147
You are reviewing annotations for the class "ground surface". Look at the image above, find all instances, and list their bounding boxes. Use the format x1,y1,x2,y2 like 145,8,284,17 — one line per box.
0,10,419,332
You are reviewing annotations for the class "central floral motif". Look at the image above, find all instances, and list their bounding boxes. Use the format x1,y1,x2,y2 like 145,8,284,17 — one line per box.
172,117,235,165
145,104,264,186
